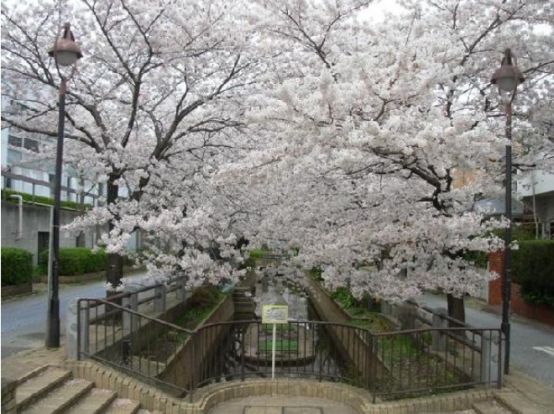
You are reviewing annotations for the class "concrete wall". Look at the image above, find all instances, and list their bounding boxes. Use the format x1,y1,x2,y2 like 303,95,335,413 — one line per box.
159,296,235,392
1,202,89,264
517,170,554,198
305,278,388,383
534,193,554,237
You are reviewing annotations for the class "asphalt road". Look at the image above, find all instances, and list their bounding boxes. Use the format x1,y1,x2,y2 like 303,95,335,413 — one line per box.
418,293,554,386
1,272,147,358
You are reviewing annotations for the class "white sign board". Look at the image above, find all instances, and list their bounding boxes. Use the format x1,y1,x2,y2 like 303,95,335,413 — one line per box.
262,305,289,324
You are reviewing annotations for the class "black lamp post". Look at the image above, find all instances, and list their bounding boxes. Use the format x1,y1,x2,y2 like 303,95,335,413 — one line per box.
46,23,83,348
490,48,524,375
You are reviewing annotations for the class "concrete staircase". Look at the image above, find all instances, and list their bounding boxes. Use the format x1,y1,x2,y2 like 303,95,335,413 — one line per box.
13,366,156,414
233,286,256,320
472,399,514,414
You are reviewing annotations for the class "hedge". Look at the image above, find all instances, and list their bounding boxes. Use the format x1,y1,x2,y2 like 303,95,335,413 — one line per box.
39,247,107,276
512,240,554,306
1,247,33,285
2,188,91,210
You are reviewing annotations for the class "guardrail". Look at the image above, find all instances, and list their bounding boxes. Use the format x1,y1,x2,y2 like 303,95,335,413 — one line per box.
85,275,188,326
76,300,502,401
77,297,193,396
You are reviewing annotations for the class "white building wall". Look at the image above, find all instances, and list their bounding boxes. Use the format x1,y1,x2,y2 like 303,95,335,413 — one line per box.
517,170,554,198
1,129,8,166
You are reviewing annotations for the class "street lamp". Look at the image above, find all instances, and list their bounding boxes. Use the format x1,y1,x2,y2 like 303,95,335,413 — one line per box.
491,48,524,375
46,23,82,348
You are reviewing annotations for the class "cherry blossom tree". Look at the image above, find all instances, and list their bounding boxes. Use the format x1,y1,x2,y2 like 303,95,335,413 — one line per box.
3,0,552,310
217,0,553,319
2,0,259,291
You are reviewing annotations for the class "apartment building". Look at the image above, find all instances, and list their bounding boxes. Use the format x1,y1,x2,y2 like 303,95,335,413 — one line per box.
1,128,141,263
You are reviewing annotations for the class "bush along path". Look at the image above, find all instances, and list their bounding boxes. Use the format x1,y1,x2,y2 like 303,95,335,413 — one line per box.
1,247,34,298
1,247,33,286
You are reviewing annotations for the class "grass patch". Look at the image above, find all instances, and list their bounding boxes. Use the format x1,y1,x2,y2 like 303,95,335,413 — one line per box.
174,286,226,330
249,248,271,259
259,339,299,352
349,314,395,332
262,323,297,334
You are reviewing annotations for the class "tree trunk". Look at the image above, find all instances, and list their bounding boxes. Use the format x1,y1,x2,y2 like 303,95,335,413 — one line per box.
446,294,465,325
105,178,124,296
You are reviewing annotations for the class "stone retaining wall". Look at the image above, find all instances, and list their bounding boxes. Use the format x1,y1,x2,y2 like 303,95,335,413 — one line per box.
305,278,388,383
66,359,495,414
158,295,235,391
1,377,17,414
1,282,32,299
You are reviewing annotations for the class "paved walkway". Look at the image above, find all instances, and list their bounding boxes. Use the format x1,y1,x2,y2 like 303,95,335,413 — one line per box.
207,396,360,414
1,270,147,357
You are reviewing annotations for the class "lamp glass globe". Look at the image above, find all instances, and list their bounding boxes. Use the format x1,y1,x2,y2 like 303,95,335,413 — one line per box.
497,76,517,93
54,50,79,66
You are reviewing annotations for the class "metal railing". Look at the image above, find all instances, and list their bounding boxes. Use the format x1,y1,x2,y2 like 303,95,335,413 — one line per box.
77,298,193,396
77,300,502,401
84,275,188,326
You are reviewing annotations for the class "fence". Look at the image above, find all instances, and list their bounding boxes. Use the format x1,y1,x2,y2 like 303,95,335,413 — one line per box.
76,300,502,401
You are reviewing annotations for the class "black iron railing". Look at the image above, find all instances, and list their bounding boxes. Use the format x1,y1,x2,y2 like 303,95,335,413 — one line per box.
77,299,502,401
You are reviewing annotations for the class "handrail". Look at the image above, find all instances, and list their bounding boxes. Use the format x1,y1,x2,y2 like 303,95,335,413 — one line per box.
406,298,469,328
79,298,194,335
86,275,184,311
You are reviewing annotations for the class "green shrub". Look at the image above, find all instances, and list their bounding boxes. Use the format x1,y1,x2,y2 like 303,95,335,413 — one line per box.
249,248,269,259
492,224,537,241
1,247,33,285
239,257,256,270
38,247,107,275
512,240,554,306
187,286,222,308
308,267,323,281
464,251,488,269
2,188,91,210
331,287,357,309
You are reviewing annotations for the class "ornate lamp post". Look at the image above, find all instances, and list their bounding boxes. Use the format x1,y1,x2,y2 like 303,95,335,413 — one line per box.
46,23,83,348
490,48,524,374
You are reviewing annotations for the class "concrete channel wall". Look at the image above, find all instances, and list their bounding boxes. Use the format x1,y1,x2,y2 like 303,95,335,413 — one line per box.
305,277,388,384
158,295,235,392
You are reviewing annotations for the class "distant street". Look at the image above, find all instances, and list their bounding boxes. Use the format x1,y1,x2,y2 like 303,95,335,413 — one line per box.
419,293,554,386
1,271,147,358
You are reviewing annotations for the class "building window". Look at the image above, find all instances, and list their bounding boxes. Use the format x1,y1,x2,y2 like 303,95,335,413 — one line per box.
38,231,50,259
8,135,22,147
23,138,39,153
7,149,22,164
550,222,554,240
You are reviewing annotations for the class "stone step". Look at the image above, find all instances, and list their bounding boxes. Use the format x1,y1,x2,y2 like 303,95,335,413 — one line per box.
15,365,50,385
494,392,546,414
20,378,94,414
65,388,117,414
16,367,72,410
472,399,513,414
103,398,141,414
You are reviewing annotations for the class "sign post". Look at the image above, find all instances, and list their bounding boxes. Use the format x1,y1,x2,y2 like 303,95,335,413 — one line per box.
262,304,288,379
